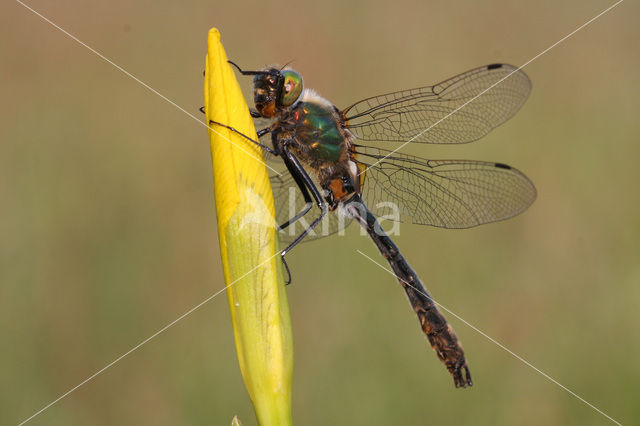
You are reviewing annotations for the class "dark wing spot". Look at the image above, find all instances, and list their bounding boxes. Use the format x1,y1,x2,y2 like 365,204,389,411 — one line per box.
487,63,503,70
494,162,511,170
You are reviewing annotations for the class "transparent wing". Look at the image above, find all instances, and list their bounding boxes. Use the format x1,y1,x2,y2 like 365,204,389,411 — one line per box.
270,172,353,244
342,64,531,144
354,146,536,228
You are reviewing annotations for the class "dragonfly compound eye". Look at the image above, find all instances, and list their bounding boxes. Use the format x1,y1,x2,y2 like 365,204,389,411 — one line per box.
279,70,303,107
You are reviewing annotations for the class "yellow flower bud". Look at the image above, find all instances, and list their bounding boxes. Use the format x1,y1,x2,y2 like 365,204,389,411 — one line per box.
204,28,293,426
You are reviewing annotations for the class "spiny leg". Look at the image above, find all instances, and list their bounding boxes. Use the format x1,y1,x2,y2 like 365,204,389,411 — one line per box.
228,60,272,76
279,144,328,284
208,120,277,155
278,154,314,231
200,107,260,119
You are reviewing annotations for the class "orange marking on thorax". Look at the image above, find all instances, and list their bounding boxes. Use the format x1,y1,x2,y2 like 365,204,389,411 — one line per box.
329,178,347,200
263,104,275,117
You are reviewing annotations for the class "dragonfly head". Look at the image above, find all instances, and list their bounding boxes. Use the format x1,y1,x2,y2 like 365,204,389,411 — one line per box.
253,67,303,117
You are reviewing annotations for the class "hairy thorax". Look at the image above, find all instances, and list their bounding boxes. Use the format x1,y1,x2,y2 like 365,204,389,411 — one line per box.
275,89,361,208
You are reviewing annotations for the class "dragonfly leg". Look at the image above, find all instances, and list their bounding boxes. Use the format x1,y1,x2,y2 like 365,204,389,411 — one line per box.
209,120,278,155
204,106,264,124
278,201,313,231
278,151,314,231
228,60,271,76
278,144,328,284
257,127,271,138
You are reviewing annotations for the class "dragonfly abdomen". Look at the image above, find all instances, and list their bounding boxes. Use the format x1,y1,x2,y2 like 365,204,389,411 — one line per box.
346,197,473,388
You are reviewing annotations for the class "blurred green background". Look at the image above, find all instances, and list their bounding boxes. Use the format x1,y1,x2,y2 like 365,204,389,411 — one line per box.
2,1,639,425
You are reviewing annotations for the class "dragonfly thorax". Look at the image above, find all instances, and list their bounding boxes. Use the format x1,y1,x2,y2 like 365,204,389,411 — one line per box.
287,96,344,162
275,91,361,209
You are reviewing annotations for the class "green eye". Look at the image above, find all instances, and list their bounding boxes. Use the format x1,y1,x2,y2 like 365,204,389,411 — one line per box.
280,70,303,107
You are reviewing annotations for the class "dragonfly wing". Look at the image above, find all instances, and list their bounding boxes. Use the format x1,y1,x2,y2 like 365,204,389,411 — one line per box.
343,64,531,145
354,146,536,228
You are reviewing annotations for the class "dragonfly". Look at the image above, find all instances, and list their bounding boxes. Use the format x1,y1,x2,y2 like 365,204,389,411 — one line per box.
209,61,536,388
